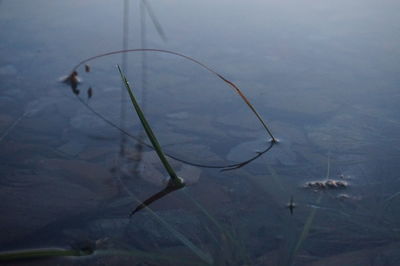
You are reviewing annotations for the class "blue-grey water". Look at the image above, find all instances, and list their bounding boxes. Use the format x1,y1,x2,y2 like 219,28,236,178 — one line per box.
1,0,400,265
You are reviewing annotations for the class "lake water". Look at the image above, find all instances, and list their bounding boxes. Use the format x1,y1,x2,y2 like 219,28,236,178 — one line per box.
1,0,400,265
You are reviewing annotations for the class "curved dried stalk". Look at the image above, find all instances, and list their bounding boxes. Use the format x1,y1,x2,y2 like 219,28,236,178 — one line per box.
67,49,277,170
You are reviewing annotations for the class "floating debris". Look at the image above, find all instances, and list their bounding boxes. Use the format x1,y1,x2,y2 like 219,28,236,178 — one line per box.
338,174,353,180
305,179,348,190
61,71,79,87
336,193,361,201
60,71,80,94
337,193,350,199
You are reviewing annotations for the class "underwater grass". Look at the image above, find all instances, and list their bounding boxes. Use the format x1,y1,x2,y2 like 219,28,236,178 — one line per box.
286,196,321,265
182,189,250,264
100,249,208,266
127,196,214,265
104,189,214,264
0,247,93,261
0,245,209,265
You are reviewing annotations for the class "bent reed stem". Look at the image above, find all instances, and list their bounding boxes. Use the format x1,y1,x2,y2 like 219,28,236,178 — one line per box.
72,49,276,142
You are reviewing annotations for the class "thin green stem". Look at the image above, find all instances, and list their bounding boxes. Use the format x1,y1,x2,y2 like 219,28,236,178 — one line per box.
117,65,182,184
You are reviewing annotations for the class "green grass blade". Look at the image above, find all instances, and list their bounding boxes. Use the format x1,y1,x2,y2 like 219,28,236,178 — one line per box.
117,65,181,183
0,248,91,261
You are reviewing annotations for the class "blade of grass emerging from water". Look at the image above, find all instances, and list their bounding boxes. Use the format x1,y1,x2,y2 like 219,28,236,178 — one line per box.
117,65,182,184
117,65,185,216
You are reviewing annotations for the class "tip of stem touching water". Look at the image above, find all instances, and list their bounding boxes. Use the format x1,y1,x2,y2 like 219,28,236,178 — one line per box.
269,138,279,144
128,177,186,218
169,175,186,189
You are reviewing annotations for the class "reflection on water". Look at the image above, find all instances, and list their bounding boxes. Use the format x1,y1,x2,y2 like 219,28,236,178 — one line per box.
1,0,400,265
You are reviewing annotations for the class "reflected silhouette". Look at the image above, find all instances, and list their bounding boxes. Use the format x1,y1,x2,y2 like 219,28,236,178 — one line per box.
87,87,92,99
142,0,167,42
286,195,296,215
221,140,275,171
119,0,129,159
131,0,149,174
130,177,185,216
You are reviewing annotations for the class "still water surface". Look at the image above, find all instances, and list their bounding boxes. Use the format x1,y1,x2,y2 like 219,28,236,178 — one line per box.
1,0,400,265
